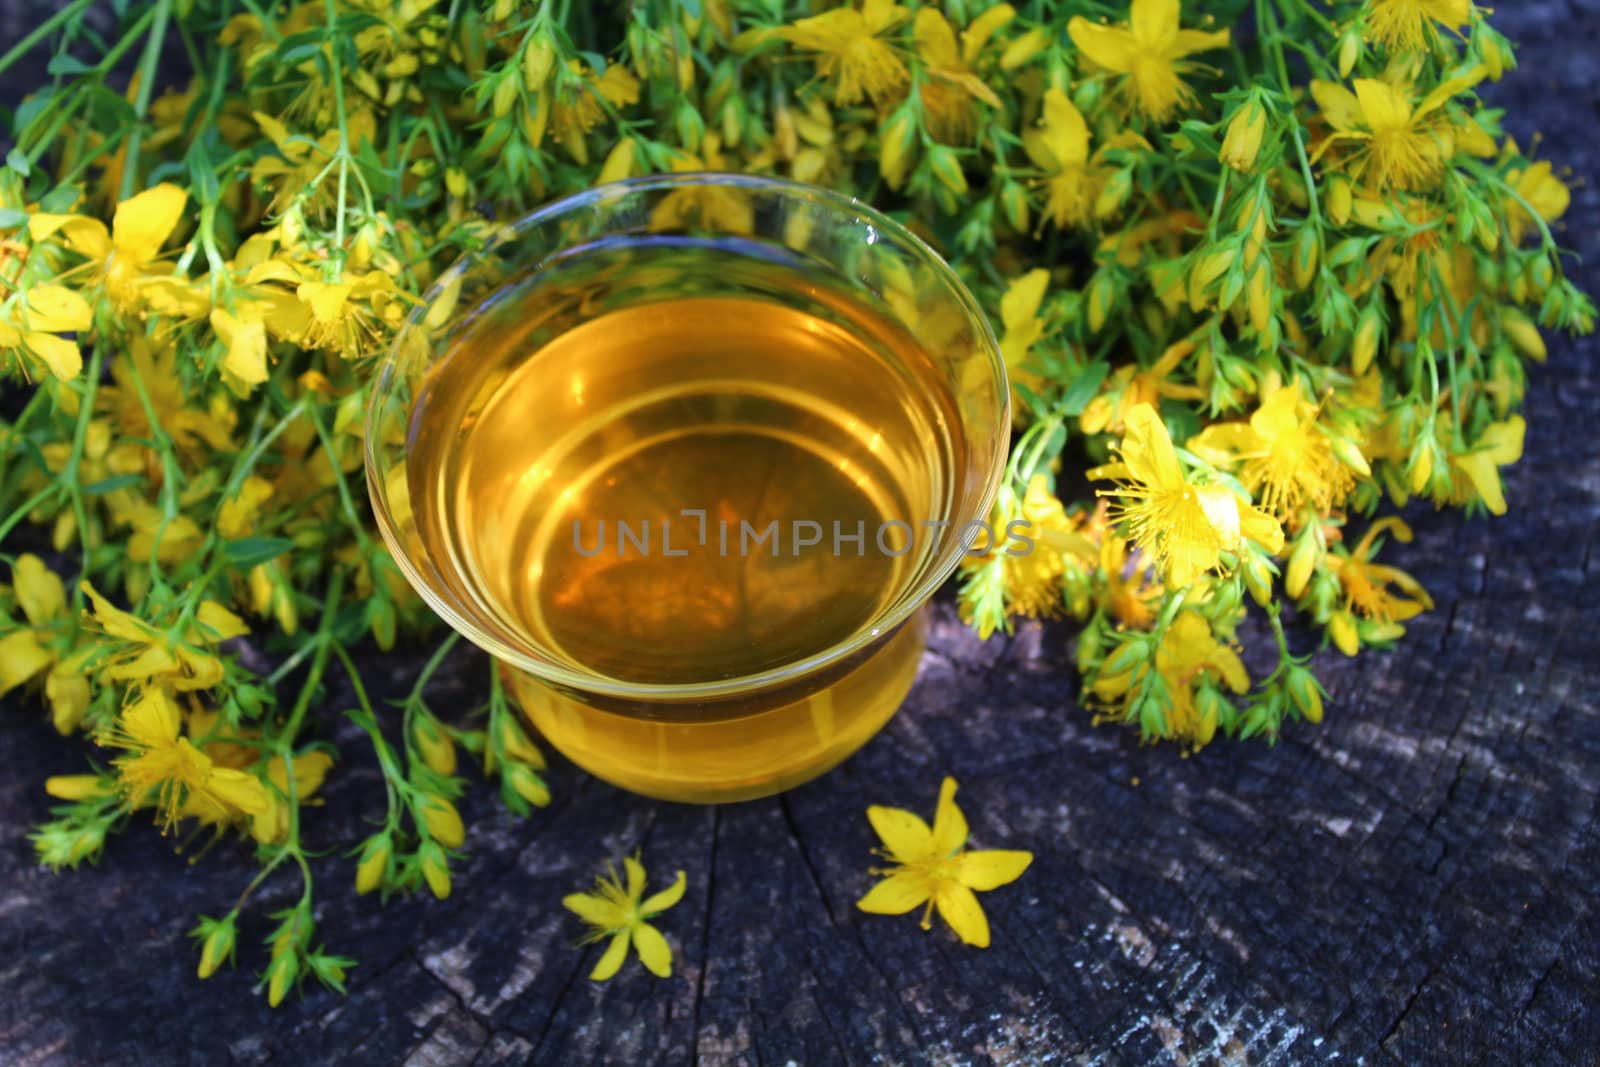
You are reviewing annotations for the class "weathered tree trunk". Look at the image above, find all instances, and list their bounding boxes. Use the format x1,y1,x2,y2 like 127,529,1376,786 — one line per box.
3,4,1599,1064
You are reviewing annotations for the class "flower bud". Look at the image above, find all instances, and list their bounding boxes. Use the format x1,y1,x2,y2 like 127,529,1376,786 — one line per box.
197,916,237,979
491,74,518,118
878,107,917,190
522,39,555,91
1285,534,1318,600
1329,434,1371,477
1352,306,1381,374
45,774,112,801
1094,168,1132,219
1000,181,1030,234
999,26,1048,71
508,763,552,808
598,138,637,184
420,842,452,900
1284,665,1324,724
1329,611,1360,656
420,795,465,849
266,952,297,1007
1242,554,1275,608
1219,99,1267,172
927,145,969,197
1325,174,1352,225
1292,227,1319,291
1246,265,1272,335
1101,637,1150,678
499,716,547,769
1501,308,1547,362
356,835,391,895
1087,271,1116,334
1338,29,1361,78
413,716,457,776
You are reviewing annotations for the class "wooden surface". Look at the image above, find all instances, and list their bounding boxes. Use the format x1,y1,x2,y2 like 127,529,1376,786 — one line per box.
4,5,1600,1064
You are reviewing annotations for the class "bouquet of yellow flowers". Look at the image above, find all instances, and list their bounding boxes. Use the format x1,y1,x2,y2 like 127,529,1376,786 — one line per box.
0,0,1587,1001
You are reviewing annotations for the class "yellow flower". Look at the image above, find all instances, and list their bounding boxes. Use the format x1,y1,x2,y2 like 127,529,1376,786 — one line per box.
1096,526,1163,630
550,62,642,150
990,475,1096,620
81,581,249,692
1,554,93,733
29,183,192,313
250,749,336,845
1327,517,1432,631
856,776,1031,948
100,688,269,832
1362,0,1471,52
997,269,1053,403
1310,69,1484,190
1090,403,1284,589
1079,339,1204,435
563,855,687,980
212,306,270,388
296,271,402,360
1093,611,1248,746
1023,88,1100,230
99,337,235,460
1067,0,1229,121
1447,414,1524,515
1219,97,1267,172
0,283,94,380
778,0,909,106
1505,158,1571,246
1187,380,1358,522
913,8,1003,143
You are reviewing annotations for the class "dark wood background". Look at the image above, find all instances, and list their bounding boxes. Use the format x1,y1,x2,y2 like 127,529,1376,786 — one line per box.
3,4,1599,1064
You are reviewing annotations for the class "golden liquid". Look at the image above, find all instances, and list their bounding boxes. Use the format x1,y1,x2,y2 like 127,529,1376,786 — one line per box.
408,239,963,800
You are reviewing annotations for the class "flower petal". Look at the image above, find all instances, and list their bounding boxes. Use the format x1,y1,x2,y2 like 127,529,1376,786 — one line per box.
632,922,673,978
1353,79,1411,131
1310,80,1362,131
0,630,51,694
1067,17,1136,74
25,284,93,333
208,767,270,815
1194,483,1243,548
623,855,647,903
563,891,623,930
1120,403,1184,490
113,183,188,264
1170,27,1230,57
1041,89,1089,168
866,804,934,863
640,869,687,916
929,777,968,856
855,872,930,915
935,882,991,947
23,332,83,381
1130,0,1178,49
958,849,1033,891
13,554,66,627
589,930,630,981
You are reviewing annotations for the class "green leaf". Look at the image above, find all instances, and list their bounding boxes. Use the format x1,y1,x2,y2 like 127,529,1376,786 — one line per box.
45,54,93,77
224,537,296,567
0,207,27,229
1059,360,1109,417
82,474,144,496
5,148,29,177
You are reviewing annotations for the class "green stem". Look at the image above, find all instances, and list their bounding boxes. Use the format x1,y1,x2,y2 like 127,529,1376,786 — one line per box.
118,0,173,202
0,0,92,79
